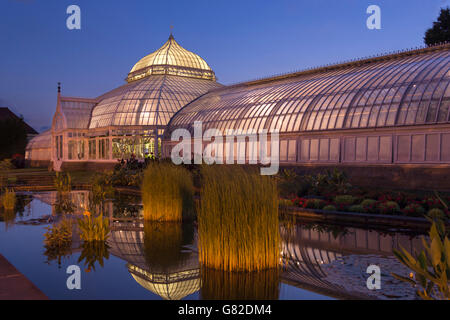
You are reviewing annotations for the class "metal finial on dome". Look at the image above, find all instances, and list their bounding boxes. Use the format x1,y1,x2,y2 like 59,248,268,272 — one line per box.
57,82,61,93
169,25,174,39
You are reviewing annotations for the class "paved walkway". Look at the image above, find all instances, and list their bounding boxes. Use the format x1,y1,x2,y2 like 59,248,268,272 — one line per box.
0,254,48,300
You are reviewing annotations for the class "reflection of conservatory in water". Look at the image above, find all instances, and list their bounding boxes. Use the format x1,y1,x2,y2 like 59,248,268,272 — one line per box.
26,34,222,170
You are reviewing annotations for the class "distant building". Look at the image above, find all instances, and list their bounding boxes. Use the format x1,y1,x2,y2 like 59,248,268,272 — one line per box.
0,107,37,138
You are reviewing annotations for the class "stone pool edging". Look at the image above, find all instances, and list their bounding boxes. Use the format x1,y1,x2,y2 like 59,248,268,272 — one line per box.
0,254,48,300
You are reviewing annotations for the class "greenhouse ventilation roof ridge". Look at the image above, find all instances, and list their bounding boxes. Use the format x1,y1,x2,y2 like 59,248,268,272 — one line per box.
222,42,450,90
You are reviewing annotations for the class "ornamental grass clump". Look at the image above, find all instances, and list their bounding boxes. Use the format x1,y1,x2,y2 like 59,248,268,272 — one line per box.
141,162,194,221
198,165,280,272
1,188,16,210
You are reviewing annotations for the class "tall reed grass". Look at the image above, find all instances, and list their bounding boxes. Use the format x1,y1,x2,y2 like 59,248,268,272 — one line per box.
198,165,280,272
1,188,16,210
141,162,194,221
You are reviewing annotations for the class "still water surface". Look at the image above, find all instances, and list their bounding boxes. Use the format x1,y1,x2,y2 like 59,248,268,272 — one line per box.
0,191,423,300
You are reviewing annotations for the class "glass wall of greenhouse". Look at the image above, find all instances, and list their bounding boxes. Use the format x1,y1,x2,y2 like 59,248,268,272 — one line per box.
164,44,450,166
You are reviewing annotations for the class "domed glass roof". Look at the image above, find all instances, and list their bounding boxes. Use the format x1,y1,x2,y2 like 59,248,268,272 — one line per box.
127,35,216,82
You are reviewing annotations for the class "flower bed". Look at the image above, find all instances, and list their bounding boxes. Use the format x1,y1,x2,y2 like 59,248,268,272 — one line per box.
287,193,450,221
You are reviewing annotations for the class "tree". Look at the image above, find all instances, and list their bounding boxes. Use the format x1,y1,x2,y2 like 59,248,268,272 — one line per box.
424,7,450,46
0,117,28,159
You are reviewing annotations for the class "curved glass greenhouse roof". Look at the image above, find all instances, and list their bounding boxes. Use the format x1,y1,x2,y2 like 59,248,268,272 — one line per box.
166,45,450,136
90,74,221,129
127,34,216,82
89,35,222,130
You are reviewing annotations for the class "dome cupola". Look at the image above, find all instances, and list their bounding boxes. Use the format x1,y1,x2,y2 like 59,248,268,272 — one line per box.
127,34,217,82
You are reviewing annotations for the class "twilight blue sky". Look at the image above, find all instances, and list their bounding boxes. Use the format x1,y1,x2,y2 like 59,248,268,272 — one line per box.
0,0,448,132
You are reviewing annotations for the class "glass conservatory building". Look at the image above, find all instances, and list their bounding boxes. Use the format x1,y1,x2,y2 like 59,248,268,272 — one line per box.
164,44,450,168
25,34,222,170
26,38,450,175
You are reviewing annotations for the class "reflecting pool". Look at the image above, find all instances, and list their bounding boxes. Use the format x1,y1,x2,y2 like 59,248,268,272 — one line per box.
0,191,424,300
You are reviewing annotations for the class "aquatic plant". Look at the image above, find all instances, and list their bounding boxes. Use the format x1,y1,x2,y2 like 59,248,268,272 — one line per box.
78,212,110,242
200,268,280,300
198,165,280,272
54,172,72,193
1,188,16,210
141,162,194,221
91,172,115,204
44,218,73,249
392,219,450,300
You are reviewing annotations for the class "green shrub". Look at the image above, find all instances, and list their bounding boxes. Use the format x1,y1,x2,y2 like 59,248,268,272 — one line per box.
427,208,446,221
378,201,400,215
141,162,194,221
333,195,355,206
323,205,337,211
360,199,378,213
198,166,280,272
348,204,365,213
402,203,426,217
360,199,377,207
305,198,326,209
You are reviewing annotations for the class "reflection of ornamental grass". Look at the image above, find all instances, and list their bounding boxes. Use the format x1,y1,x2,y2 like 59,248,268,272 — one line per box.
141,162,194,221
200,268,280,300
143,221,194,273
78,213,110,241
198,166,280,272
2,188,16,210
